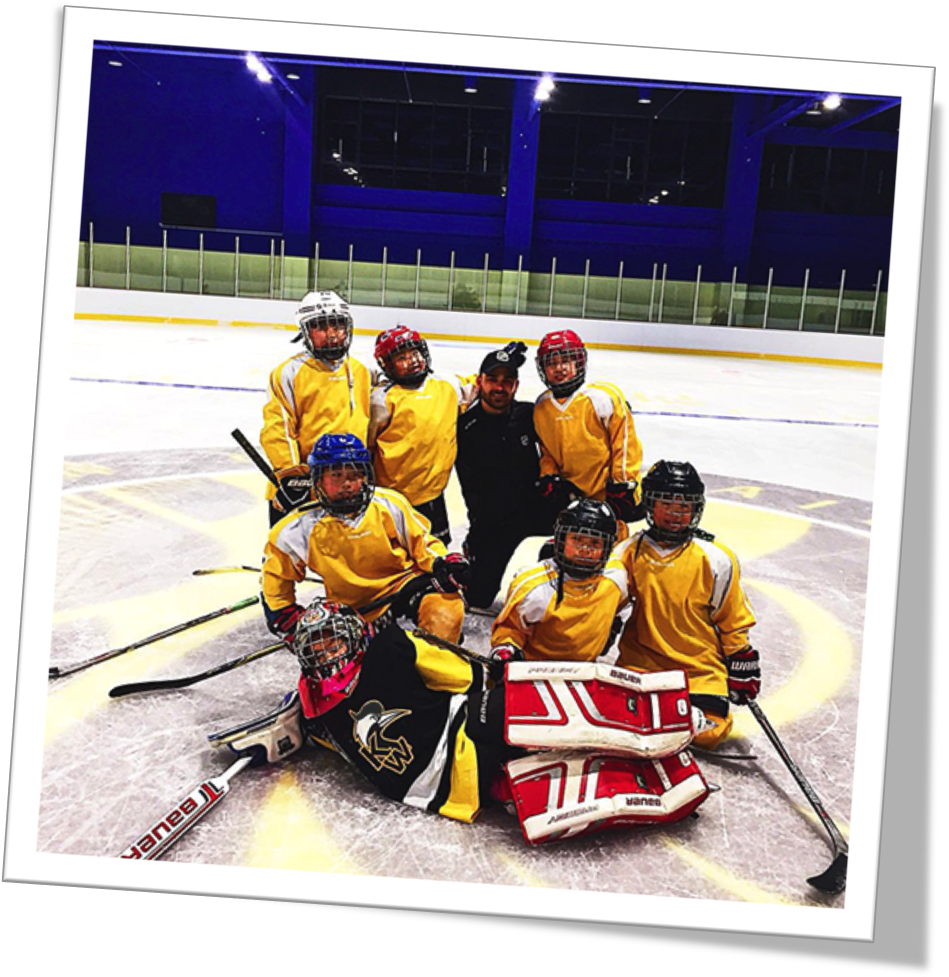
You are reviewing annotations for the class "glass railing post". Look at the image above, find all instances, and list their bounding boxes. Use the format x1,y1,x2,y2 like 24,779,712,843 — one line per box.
279,240,285,300
414,249,421,309
89,222,94,287
870,269,882,335
615,260,624,319
548,257,556,315
313,242,319,292
162,228,168,293
268,239,276,299
516,254,523,315
692,264,702,324
234,236,240,297
482,253,489,312
835,269,846,333
658,263,667,323
763,267,773,328
448,251,455,311
727,266,737,326
581,259,590,318
347,244,354,302
125,227,131,289
382,246,389,307
648,263,657,322
798,268,809,331
199,232,205,295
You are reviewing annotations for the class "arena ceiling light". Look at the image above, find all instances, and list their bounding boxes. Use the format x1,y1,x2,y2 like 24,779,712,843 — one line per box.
823,93,843,110
464,74,478,93
534,75,556,101
245,52,272,83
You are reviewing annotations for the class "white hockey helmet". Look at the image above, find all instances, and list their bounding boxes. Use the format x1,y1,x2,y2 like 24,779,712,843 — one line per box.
294,290,353,361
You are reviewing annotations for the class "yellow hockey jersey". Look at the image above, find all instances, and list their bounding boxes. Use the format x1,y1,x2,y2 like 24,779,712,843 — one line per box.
491,556,629,661
262,486,447,621
615,530,756,696
260,352,372,498
369,373,474,506
533,381,643,501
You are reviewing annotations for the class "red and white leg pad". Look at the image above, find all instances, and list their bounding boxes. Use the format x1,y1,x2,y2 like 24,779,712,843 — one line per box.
504,748,709,845
504,660,694,759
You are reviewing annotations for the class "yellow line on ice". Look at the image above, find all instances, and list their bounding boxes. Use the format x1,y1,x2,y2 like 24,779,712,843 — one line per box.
798,500,841,510
493,852,551,888
242,769,362,873
662,837,800,904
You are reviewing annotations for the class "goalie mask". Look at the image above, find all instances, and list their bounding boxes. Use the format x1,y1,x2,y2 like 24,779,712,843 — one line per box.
294,291,353,362
308,433,374,518
293,600,369,718
536,329,587,398
642,460,706,544
374,325,432,386
553,499,618,579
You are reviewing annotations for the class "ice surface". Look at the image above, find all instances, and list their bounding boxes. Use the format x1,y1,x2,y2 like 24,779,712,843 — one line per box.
40,315,872,905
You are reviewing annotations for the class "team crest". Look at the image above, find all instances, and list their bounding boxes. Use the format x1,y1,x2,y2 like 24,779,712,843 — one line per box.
349,700,414,773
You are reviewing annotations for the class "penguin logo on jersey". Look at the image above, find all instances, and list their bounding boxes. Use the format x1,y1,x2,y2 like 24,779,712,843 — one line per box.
349,700,414,773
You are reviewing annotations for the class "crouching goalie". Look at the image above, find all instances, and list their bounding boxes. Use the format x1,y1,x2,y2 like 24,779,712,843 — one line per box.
210,598,709,844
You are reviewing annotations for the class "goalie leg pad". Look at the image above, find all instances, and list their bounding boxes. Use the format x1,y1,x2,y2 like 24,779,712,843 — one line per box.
505,748,709,844
504,660,694,759
208,691,305,765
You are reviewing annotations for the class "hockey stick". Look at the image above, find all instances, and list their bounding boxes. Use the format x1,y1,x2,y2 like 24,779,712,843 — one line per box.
108,575,435,698
192,565,324,585
747,699,849,894
231,427,300,512
109,640,287,698
118,755,253,860
48,595,260,680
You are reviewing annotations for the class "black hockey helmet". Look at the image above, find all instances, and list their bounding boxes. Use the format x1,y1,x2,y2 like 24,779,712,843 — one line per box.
553,498,618,578
641,460,706,543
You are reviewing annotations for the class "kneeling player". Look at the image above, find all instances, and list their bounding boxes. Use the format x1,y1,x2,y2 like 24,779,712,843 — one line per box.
212,599,709,845
615,460,761,750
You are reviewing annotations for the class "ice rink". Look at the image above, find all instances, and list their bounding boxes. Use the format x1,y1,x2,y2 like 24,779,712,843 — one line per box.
40,312,879,907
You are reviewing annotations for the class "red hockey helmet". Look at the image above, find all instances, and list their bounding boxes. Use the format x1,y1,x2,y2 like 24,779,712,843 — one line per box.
536,329,587,397
374,325,432,386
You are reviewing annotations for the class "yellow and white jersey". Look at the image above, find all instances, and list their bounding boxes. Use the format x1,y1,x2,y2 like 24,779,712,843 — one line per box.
533,381,643,501
262,486,447,621
615,530,756,696
491,556,628,662
369,373,476,506
260,352,372,497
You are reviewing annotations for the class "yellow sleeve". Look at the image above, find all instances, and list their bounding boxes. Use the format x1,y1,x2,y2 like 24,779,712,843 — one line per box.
411,634,475,693
713,544,757,656
491,571,536,651
260,361,303,472
260,517,309,611
605,386,643,487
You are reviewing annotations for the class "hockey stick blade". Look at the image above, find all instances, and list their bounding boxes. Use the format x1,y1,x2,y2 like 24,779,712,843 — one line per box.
119,755,252,860
807,851,848,895
49,595,260,679
108,641,285,698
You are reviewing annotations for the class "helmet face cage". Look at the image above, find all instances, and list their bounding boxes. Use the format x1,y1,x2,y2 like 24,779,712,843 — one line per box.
308,434,375,518
536,331,587,398
375,327,432,386
295,291,353,362
642,461,706,543
292,600,367,680
553,500,617,578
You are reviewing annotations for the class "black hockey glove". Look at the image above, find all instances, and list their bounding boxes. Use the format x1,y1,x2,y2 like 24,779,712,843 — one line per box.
605,479,643,522
273,464,313,513
537,474,582,510
487,642,524,682
727,647,761,705
500,340,528,370
432,553,472,593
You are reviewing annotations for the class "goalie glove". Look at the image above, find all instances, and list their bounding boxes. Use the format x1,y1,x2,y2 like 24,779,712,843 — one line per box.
272,464,313,513
727,647,761,704
432,553,471,594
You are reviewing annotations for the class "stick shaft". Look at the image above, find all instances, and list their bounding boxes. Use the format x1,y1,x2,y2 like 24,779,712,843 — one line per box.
49,596,260,679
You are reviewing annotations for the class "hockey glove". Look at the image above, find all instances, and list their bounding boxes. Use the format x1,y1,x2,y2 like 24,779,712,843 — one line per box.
264,602,305,644
273,464,313,513
538,474,582,510
500,340,528,370
727,647,761,705
605,479,643,523
487,642,524,682
432,553,472,593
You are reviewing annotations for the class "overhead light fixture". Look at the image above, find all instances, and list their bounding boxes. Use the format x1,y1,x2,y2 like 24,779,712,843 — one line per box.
823,93,843,111
286,73,300,81
534,74,556,102
638,87,652,104
244,52,272,83
464,74,478,94
805,101,823,116
108,60,122,67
